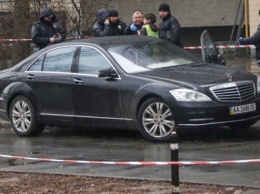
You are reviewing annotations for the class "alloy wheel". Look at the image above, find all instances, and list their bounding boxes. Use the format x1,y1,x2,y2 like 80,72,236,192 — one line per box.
142,102,175,138
12,100,32,133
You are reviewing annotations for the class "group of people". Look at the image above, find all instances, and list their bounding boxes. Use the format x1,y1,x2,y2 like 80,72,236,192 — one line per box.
91,3,183,48
30,4,260,71
31,3,183,51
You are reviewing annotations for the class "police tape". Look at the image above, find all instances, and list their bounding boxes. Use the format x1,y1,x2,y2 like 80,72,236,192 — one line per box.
0,39,32,42
0,38,254,50
0,154,260,165
183,45,254,50
0,37,88,42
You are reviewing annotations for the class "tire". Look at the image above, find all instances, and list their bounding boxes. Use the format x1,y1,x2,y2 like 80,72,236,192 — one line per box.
137,98,176,142
9,96,44,137
227,119,258,129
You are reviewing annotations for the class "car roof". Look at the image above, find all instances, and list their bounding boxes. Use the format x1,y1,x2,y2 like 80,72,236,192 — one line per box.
61,35,162,47
9,36,167,72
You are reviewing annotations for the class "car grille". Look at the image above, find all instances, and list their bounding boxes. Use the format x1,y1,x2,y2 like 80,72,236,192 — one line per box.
209,81,256,102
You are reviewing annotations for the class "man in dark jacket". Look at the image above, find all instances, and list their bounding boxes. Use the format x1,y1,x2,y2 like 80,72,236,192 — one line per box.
158,3,183,48
238,10,260,70
31,7,66,50
124,10,143,35
109,9,126,35
92,8,113,37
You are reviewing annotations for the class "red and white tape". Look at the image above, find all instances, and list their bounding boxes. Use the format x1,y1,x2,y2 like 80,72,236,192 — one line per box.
0,154,260,166
0,39,32,42
183,45,254,50
0,37,90,42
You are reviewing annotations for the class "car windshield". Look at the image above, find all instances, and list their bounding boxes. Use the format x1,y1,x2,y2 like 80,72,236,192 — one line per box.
107,41,199,73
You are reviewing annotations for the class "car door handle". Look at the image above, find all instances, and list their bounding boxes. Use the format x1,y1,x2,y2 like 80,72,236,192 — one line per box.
27,74,36,80
73,78,83,84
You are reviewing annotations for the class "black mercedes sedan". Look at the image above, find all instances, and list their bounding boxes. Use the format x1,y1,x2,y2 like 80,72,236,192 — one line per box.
0,36,260,142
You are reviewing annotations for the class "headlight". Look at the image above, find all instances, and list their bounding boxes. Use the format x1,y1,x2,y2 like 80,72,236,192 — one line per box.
170,88,212,102
257,75,260,93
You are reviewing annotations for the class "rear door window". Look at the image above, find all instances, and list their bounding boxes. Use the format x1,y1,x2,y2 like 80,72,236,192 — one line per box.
28,46,77,72
78,47,111,75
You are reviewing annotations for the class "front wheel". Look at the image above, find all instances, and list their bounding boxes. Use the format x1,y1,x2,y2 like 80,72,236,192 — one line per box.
9,96,44,137
137,98,176,142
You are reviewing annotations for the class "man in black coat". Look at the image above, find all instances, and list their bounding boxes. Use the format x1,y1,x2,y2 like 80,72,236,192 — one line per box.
92,8,113,37
31,7,66,50
109,9,126,35
158,3,183,48
238,10,260,70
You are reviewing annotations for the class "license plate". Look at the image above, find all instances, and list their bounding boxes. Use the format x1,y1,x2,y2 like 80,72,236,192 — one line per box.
230,103,256,115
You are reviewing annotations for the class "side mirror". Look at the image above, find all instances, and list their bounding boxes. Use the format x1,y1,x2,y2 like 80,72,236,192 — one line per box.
98,67,118,79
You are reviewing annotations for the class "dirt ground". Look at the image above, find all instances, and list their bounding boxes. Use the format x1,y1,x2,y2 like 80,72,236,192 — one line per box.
0,171,258,194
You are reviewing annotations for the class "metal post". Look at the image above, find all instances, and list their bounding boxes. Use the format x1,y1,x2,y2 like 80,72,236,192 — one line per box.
171,131,179,194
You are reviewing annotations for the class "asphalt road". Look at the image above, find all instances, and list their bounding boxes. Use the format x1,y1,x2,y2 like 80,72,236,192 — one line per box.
0,121,260,188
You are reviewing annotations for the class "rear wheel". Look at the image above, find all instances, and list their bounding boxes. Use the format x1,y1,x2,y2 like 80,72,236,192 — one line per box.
137,98,176,142
9,96,44,136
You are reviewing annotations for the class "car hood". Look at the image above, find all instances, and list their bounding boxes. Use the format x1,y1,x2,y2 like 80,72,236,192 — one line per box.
133,64,256,86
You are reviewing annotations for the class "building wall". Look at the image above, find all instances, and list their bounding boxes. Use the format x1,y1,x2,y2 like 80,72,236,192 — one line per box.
109,0,243,27
0,0,258,41
249,0,260,36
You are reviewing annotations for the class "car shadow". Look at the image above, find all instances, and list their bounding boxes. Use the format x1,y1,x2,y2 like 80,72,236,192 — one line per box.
40,124,260,143
42,126,144,141
178,125,260,142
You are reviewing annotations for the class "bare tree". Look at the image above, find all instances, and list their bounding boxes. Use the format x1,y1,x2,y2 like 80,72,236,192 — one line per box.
0,0,116,69
11,0,31,66
29,0,116,38
62,0,115,38
0,11,13,70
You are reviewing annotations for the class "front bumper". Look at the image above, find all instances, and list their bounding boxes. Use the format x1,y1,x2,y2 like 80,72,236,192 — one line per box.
173,96,260,127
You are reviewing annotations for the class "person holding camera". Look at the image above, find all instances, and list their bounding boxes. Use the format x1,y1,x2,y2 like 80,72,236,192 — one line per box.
31,7,66,51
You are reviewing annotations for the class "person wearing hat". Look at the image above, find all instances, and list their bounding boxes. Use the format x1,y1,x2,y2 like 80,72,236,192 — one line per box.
92,8,113,37
124,10,143,35
238,10,260,72
109,9,126,36
158,3,183,48
31,7,66,50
